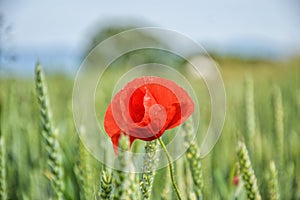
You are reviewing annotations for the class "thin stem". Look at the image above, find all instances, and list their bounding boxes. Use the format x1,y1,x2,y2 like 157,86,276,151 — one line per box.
158,138,182,200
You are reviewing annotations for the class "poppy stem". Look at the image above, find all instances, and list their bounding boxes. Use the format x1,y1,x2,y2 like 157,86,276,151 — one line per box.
158,138,182,200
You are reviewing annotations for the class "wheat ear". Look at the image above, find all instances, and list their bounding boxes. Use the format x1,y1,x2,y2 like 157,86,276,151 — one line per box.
35,63,64,200
100,169,113,200
237,141,261,200
268,161,280,200
113,134,130,200
183,119,204,199
272,86,284,167
140,140,159,200
244,77,256,153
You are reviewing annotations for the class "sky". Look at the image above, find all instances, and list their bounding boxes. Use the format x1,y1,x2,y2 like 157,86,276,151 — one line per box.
1,0,300,74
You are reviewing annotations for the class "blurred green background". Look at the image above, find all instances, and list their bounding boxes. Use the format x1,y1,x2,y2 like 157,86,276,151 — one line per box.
0,1,300,199
0,57,299,199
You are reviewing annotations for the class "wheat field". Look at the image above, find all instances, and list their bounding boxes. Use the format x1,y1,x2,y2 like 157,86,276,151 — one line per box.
0,57,299,199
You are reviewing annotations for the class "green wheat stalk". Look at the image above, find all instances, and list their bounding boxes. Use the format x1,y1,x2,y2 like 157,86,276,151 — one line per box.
100,169,113,200
272,86,284,167
161,170,171,200
244,77,256,151
140,140,159,200
0,95,6,200
128,173,140,199
113,134,130,200
183,119,204,199
74,156,85,199
75,140,93,200
232,162,243,199
0,137,7,200
268,161,280,200
237,141,261,200
35,63,64,200
184,159,197,200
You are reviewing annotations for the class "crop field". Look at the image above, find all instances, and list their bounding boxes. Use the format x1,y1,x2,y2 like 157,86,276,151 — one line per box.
0,57,299,199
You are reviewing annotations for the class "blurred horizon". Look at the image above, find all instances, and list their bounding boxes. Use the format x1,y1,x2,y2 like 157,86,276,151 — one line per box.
0,0,300,76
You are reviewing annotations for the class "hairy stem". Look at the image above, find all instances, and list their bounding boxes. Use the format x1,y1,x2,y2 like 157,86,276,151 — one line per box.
158,138,182,200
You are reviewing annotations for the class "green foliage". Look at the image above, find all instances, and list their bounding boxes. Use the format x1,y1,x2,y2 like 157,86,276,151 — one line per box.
83,25,185,71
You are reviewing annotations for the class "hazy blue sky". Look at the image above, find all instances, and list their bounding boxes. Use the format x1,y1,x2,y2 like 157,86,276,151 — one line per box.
2,0,300,49
1,0,300,74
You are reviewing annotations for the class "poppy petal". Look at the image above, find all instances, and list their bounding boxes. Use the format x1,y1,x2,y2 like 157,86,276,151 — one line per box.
103,76,194,153
104,104,121,138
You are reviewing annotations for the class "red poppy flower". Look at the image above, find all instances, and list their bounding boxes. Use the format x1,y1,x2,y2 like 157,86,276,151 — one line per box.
104,76,194,153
